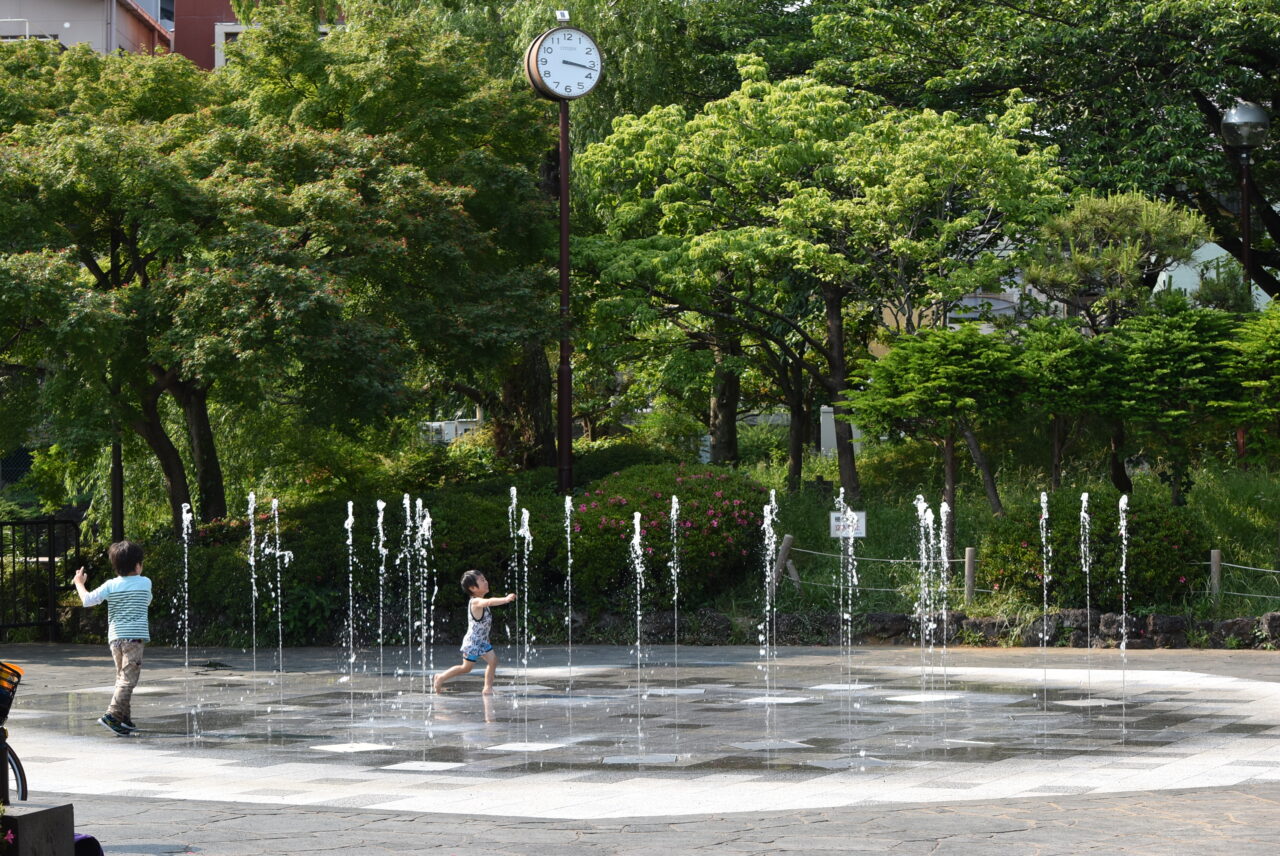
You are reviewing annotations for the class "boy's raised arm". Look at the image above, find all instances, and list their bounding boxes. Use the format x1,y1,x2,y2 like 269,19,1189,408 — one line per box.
475,594,517,608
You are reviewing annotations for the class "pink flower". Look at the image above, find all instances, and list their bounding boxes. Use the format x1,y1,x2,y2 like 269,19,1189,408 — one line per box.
573,524,581,532
715,490,723,498
993,583,1000,591
711,520,719,527
710,551,717,557
683,521,693,528
1179,576,1187,584
591,502,598,509
646,547,654,554
579,504,587,512
4,830,13,845
741,549,748,555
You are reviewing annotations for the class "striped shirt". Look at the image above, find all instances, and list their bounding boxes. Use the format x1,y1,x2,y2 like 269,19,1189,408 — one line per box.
81,575,153,642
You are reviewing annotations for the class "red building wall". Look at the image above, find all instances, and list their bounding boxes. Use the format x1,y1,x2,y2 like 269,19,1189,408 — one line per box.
172,0,236,70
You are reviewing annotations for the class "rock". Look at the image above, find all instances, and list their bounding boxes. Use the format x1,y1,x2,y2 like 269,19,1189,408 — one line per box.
960,616,1006,644
1021,613,1062,647
1098,613,1135,640
1216,617,1257,647
863,612,910,642
1058,608,1098,630
1259,612,1280,642
1146,614,1187,635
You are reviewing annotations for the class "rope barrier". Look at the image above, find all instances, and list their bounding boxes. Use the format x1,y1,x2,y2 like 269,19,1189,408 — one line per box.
1221,590,1280,601
789,546,963,563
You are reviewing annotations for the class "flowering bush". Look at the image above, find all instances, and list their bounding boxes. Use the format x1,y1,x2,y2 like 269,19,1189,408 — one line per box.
567,464,768,614
980,489,1209,612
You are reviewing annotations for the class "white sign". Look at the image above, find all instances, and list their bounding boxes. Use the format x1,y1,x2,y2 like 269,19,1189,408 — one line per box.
830,510,866,539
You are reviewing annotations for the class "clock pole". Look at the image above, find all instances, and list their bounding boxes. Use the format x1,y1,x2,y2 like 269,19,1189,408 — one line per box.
557,97,573,495
525,12,601,495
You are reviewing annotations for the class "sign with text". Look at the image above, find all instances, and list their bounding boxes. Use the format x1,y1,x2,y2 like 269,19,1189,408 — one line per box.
829,510,866,538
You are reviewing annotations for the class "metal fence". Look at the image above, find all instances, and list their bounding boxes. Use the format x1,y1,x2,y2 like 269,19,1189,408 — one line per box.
0,519,80,641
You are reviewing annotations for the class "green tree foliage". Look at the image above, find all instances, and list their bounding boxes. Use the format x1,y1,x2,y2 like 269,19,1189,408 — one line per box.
1112,299,1240,505
811,0,1280,296
848,325,1023,535
1014,317,1114,490
1024,193,1213,333
0,10,558,530
1229,303,1280,446
577,61,1063,500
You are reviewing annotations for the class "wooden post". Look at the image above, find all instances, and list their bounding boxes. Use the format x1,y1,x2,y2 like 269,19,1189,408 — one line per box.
1210,549,1222,608
772,534,795,597
964,546,976,606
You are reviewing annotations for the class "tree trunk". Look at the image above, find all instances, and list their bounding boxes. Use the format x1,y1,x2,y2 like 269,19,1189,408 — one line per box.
942,431,957,558
785,388,806,494
1108,423,1133,494
960,421,1004,515
498,341,556,468
130,387,192,535
823,287,862,504
171,380,227,523
708,334,741,465
110,439,124,542
1170,460,1186,507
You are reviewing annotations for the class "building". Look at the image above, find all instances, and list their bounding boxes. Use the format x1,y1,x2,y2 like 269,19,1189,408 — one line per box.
0,0,171,53
171,0,236,70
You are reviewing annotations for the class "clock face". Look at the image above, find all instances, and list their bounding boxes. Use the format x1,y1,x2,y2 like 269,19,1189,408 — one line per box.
527,27,602,101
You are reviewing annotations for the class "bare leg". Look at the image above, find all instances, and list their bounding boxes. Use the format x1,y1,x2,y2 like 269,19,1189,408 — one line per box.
433,659,473,692
481,651,498,694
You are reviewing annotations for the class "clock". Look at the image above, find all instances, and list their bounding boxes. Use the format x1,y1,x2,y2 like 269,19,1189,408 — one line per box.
524,27,603,101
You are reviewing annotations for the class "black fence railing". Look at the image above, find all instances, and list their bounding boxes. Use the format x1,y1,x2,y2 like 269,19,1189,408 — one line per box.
0,519,80,641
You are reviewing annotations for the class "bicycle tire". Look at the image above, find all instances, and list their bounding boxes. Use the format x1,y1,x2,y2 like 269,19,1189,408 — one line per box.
6,743,27,801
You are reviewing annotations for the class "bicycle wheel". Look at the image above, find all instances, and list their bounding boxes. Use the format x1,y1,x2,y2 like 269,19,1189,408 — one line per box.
5,743,27,801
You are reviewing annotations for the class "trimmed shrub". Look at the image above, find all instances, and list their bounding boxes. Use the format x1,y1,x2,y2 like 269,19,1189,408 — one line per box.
567,464,768,615
980,489,1208,612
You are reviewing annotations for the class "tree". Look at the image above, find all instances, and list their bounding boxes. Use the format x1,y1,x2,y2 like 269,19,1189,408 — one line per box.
848,324,1024,549
577,60,1063,501
1014,317,1114,491
1112,299,1239,505
811,0,1280,297
1023,193,1212,334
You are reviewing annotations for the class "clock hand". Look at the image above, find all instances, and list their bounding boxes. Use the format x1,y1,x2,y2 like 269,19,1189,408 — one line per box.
561,59,594,70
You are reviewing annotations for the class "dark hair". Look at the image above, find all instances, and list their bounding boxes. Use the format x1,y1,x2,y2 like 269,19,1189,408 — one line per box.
108,540,145,575
460,569,485,594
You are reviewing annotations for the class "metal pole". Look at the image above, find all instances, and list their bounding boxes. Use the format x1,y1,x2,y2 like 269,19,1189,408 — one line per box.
557,99,573,494
1210,548,1222,609
1237,151,1252,461
964,546,976,606
1,725,8,805
111,439,124,541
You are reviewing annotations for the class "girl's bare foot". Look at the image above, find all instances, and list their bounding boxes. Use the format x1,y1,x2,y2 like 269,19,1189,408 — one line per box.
433,677,444,693
482,686,494,695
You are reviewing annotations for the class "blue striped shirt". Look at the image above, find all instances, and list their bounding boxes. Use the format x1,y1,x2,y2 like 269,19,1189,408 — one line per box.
81,575,152,642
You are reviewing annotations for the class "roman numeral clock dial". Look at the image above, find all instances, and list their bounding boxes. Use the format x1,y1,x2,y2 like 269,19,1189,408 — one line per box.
524,26,603,101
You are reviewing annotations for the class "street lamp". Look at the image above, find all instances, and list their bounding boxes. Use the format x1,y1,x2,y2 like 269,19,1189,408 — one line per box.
1221,101,1271,289
1220,101,1270,460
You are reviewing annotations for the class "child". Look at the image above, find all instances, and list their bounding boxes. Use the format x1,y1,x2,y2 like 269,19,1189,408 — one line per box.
433,570,516,694
73,540,153,736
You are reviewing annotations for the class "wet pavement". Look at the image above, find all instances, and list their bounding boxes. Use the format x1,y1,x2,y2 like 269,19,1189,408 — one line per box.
5,643,1280,853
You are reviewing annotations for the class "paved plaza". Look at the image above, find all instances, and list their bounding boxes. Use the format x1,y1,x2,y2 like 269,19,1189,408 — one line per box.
5,642,1280,853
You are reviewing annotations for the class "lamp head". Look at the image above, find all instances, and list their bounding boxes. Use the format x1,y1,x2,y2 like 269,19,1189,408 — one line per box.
1222,101,1271,149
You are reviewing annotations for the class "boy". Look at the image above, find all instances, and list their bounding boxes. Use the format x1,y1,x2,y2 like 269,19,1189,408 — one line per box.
433,570,516,694
74,540,153,736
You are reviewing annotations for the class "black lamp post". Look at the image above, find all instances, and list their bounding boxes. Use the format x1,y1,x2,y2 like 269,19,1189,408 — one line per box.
1221,101,1271,289
1220,101,1270,459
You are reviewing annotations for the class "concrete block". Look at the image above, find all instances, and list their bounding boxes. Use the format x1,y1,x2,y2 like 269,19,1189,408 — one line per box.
1,801,74,856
